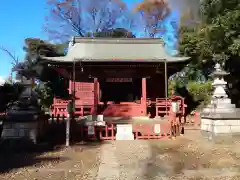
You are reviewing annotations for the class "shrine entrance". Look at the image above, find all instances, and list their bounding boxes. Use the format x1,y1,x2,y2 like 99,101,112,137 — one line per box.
100,78,142,103
98,77,144,117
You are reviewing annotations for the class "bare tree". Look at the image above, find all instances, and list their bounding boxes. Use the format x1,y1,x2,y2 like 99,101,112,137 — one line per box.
0,46,19,67
44,0,131,41
134,0,171,38
0,46,20,83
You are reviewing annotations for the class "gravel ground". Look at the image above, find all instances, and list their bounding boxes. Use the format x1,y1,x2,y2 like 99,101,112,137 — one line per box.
95,130,240,180
149,131,240,180
1,129,240,179
0,142,101,180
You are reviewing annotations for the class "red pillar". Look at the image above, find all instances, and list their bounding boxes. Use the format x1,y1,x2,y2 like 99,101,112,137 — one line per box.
142,78,147,116
93,78,99,115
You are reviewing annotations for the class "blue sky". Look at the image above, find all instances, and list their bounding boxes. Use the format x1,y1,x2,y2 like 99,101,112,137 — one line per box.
0,0,141,79
0,0,146,79
0,0,47,78
0,0,199,79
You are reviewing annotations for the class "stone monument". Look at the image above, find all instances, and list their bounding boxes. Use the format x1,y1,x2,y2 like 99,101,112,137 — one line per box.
115,124,134,140
1,78,47,144
201,63,240,136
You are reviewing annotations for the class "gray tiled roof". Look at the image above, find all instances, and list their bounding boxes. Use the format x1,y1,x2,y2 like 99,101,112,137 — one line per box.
41,37,190,63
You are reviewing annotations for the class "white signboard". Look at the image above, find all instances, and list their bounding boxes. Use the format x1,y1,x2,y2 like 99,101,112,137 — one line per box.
86,115,95,121
97,115,104,122
116,124,134,140
171,102,180,113
154,124,161,134
88,126,95,135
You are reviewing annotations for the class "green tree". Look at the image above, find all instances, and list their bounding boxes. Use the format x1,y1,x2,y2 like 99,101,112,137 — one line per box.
11,38,70,109
93,28,135,38
0,83,24,113
175,0,240,110
179,0,240,66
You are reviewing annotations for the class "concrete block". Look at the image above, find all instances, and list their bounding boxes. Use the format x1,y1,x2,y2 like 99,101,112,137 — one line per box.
2,129,18,137
14,122,37,129
3,123,12,129
1,122,39,144
29,129,37,144
97,115,104,121
201,118,240,135
86,115,97,121
19,129,29,137
116,124,134,140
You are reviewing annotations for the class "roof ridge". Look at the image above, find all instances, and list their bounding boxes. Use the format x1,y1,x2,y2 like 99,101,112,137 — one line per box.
73,37,164,44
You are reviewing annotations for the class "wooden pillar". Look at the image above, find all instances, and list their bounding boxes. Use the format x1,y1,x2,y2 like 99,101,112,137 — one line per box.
164,60,168,115
69,80,72,95
142,78,147,116
93,78,99,115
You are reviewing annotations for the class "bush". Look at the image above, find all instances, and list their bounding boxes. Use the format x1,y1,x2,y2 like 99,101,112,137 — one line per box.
168,80,213,111
187,81,214,108
168,80,177,97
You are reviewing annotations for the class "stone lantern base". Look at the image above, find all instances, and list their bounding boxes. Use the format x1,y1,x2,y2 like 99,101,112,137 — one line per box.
201,113,240,135
1,120,46,144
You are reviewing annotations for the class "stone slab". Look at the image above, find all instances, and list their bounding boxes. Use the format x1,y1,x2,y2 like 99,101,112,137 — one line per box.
19,129,29,137
1,129,18,137
13,122,38,129
201,118,240,134
87,125,95,135
201,111,240,119
115,124,134,140
1,122,39,143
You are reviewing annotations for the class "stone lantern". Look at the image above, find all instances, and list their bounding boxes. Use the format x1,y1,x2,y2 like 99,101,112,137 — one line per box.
1,77,47,144
201,63,240,136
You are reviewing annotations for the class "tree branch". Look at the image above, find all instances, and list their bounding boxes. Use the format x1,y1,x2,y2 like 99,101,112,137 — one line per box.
0,46,19,66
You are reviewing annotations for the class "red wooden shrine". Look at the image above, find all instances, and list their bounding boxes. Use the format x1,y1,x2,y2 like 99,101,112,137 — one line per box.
42,38,190,118
51,77,186,118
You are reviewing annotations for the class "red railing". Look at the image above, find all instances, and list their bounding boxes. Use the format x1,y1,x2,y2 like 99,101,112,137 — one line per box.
155,96,185,117
52,97,94,117
51,97,186,118
78,122,171,140
47,111,198,141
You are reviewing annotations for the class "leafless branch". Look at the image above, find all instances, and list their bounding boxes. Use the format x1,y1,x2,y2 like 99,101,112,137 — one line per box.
44,0,128,41
0,46,19,66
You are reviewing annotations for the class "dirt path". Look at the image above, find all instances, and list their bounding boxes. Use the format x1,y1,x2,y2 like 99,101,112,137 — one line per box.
96,141,164,180
114,141,152,179
1,130,240,179
96,142,120,179
95,132,240,180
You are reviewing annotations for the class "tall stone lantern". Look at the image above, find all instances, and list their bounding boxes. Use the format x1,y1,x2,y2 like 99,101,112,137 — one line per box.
201,63,240,136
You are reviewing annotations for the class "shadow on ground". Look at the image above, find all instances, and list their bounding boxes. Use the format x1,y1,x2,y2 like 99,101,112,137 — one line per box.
0,121,104,175
142,137,240,179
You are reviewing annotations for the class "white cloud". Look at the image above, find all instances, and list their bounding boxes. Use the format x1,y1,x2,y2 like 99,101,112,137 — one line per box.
0,76,5,85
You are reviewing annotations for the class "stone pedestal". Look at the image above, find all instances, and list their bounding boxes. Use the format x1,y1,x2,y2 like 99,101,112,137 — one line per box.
201,113,240,135
1,121,42,144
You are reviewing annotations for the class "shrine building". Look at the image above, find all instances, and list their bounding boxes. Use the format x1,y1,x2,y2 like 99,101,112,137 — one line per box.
40,37,190,118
